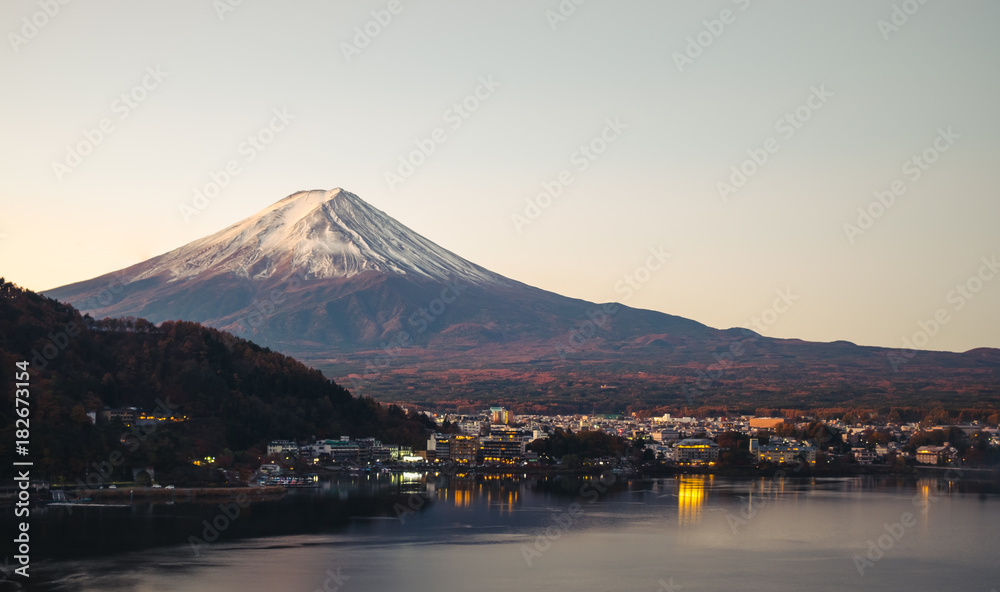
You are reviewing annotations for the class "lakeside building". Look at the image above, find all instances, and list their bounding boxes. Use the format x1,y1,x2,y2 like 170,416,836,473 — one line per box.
429,429,532,464
450,435,479,464
480,435,526,464
356,437,392,462
751,440,817,465
916,444,957,465
302,437,391,464
427,433,449,461
267,440,298,455
674,439,720,465
305,437,359,463
384,444,414,460
428,433,480,463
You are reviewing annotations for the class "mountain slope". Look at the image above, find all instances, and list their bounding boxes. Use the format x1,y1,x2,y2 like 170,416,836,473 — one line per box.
44,188,1000,410
46,188,713,352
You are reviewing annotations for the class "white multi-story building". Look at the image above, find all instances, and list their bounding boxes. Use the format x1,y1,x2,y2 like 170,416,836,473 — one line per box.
674,439,720,464
267,440,298,455
752,440,817,465
459,421,482,436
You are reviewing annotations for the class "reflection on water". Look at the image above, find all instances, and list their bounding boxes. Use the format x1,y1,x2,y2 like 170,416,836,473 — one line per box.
454,488,472,508
677,476,707,526
21,473,1000,592
433,473,525,511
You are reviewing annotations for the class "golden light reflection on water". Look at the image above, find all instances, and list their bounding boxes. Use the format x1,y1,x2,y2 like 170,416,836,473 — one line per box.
433,474,523,512
917,478,934,498
677,476,707,526
915,477,940,522
454,488,472,508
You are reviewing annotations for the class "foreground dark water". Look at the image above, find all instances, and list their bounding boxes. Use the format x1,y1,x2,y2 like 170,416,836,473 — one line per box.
9,473,1000,591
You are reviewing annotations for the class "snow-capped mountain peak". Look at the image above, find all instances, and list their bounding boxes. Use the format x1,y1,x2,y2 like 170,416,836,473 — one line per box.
132,188,509,285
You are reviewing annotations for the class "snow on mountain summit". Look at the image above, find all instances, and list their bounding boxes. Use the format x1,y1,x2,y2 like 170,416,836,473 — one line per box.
133,188,509,286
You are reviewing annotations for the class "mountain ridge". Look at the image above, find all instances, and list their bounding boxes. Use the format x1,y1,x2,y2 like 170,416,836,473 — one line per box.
45,188,1000,410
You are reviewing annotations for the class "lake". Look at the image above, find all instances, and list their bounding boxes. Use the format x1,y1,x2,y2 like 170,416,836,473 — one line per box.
19,472,1000,591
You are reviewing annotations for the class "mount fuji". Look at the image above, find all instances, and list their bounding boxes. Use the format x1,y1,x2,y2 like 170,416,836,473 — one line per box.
136,189,510,287
46,188,707,349
46,188,1000,411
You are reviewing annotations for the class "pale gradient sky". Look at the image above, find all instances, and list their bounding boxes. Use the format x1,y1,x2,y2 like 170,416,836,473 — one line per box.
2,1,998,352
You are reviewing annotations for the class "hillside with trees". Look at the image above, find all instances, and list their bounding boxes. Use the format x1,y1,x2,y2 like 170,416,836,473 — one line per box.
0,279,436,483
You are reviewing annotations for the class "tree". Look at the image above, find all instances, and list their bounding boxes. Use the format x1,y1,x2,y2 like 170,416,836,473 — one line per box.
528,428,626,460
716,431,751,465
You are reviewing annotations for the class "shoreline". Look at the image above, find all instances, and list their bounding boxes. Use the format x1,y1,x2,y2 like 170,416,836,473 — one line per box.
52,485,288,504
11,465,996,508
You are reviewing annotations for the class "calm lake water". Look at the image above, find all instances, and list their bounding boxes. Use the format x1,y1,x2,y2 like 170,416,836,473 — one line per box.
18,473,1000,591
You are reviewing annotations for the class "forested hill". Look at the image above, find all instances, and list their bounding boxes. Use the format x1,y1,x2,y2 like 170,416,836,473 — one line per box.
0,279,435,481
